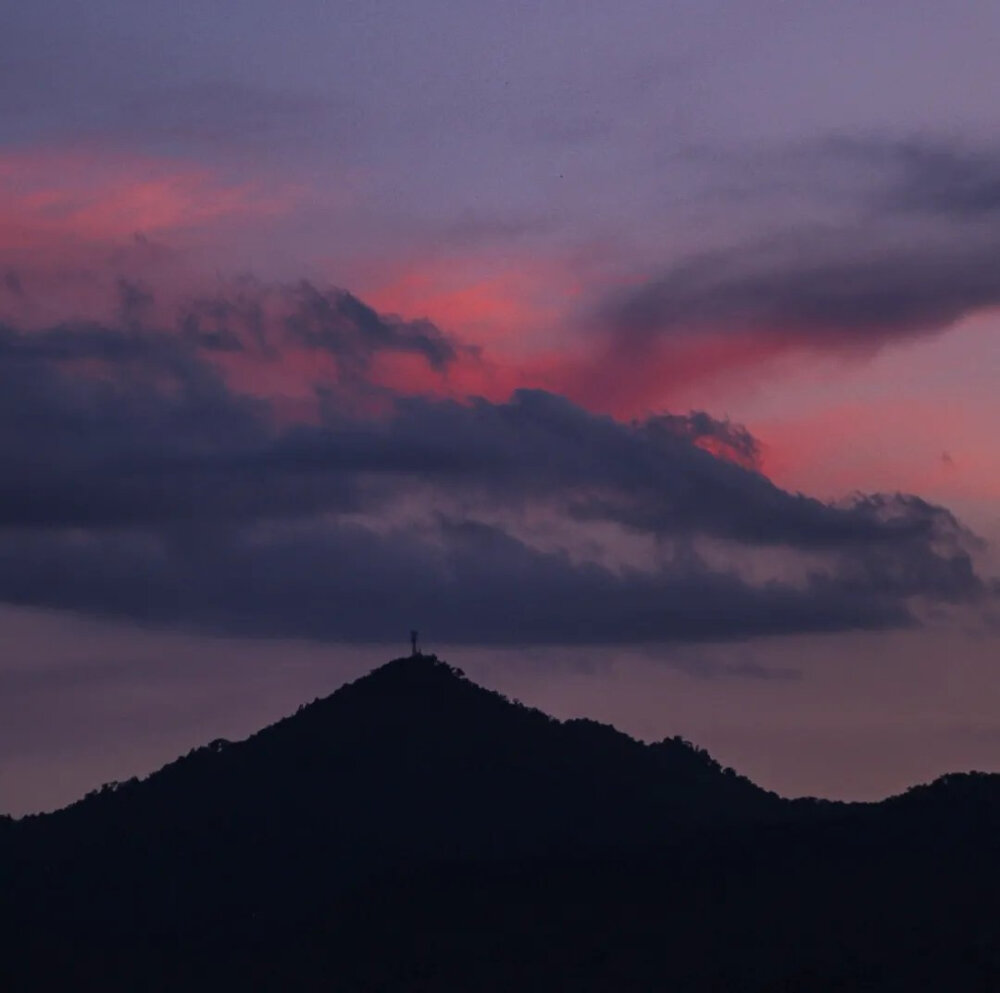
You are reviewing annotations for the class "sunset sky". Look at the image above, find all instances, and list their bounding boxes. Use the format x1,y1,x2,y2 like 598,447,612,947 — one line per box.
2,0,999,815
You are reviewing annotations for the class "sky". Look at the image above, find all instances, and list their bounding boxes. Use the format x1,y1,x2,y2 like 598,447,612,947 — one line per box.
2,0,999,815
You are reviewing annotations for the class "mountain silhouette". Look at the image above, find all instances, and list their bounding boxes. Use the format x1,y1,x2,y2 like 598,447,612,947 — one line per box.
3,653,999,991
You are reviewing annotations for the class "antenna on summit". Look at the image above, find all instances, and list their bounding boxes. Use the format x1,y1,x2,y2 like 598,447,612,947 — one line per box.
410,629,419,657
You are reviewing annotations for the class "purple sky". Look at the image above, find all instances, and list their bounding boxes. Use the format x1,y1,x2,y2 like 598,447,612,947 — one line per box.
1,1,999,815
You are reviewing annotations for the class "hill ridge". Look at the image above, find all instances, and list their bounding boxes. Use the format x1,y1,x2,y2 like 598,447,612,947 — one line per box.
9,652,1000,825
4,652,1000,991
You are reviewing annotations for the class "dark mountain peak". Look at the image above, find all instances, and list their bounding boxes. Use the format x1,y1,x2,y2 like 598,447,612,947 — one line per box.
11,653,783,853
345,651,469,695
6,655,1000,992
259,650,551,743
293,651,509,720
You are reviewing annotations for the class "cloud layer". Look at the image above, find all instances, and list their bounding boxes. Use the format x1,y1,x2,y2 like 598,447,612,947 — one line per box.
599,139,1000,364
0,277,987,645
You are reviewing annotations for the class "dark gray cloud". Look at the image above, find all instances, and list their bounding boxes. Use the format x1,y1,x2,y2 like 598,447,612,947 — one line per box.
602,229,1000,345
0,286,988,644
284,283,458,372
7,275,460,374
651,410,761,469
602,137,1000,350
177,279,459,372
842,136,1000,219
0,517,920,645
350,391,973,554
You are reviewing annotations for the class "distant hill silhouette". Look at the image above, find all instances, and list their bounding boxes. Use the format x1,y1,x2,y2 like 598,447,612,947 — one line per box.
3,654,998,991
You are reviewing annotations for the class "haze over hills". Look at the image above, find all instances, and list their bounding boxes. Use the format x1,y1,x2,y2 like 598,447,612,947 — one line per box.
3,654,999,991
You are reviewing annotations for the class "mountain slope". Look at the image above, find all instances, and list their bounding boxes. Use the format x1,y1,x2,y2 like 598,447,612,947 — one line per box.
3,653,999,992
6,655,781,923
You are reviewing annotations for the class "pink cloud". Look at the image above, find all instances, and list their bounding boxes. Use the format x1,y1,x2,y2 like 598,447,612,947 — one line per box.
0,147,301,268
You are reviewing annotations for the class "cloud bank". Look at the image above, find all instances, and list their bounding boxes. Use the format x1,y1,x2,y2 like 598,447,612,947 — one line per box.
0,276,987,645
581,138,1000,408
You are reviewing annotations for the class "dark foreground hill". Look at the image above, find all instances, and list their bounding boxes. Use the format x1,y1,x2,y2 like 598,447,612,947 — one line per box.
2,654,999,991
